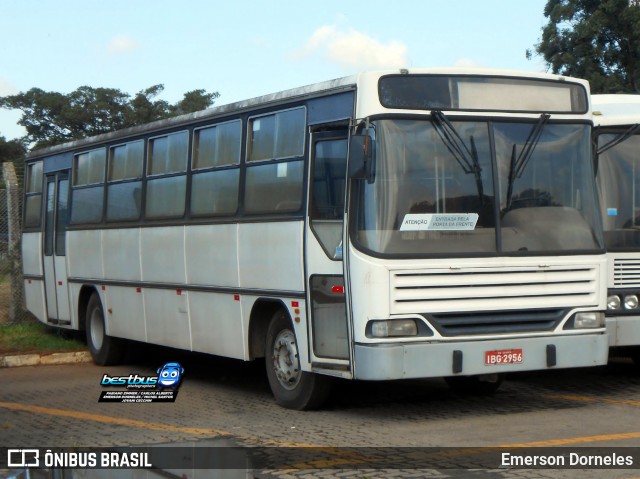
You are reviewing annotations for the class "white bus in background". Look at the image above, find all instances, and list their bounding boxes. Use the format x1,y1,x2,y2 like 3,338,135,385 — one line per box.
592,94,640,363
22,69,609,410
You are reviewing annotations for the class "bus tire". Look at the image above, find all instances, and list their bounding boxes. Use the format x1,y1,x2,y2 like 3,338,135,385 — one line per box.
265,310,331,410
445,374,503,396
85,293,124,366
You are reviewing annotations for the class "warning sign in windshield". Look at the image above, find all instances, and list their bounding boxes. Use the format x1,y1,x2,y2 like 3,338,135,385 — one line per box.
400,213,479,231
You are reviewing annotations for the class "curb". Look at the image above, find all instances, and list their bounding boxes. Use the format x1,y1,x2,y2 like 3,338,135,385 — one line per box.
0,350,92,368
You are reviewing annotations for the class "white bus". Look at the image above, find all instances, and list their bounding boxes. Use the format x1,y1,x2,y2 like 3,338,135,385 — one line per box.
592,94,640,363
22,69,609,410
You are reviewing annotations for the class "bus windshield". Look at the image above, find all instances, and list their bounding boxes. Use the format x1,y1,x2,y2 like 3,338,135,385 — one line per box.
597,132,640,249
354,118,602,256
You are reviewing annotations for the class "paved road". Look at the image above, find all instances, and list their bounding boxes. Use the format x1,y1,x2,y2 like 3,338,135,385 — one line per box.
2,345,640,478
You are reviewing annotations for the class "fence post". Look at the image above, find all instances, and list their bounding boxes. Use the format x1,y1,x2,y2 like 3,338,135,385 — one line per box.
2,161,23,323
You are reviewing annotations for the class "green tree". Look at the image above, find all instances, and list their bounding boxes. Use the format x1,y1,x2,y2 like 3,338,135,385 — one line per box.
0,135,27,193
0,136,27,163
0,84,219,148
531,0,640,93
170,89,219,116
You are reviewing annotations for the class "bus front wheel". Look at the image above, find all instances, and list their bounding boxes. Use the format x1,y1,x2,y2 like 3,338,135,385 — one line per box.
85,293,124,366
265,310,331,410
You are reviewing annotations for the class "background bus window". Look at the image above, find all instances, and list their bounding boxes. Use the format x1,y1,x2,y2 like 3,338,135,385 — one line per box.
191,121,241,217
247,108,305,162
244,160,304,214
73,148,105,186
24,161,43,228
148,131,188,175
107,140,144,222
146,176,187,219
109,140,144,181
191,169,239,216
193,120,241,169
597,134,640,248
146,131,188,219
71,148,106,224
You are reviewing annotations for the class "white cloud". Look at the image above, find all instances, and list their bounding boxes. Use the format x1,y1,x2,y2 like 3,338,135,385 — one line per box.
0,78,18,96
106,35,139,55
292,25,408,71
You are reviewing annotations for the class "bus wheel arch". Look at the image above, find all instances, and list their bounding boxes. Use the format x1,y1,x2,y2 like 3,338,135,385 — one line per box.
248,299,288,360
85,291,124,366
77,285,98,333
264,308,331,410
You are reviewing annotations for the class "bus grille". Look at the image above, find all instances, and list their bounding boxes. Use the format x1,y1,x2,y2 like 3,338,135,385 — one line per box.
613,258,640,288
390,265,599,319
424,309,567,336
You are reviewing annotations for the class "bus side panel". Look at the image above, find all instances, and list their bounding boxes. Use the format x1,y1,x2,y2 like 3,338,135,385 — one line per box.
137,226,190,350
104,285,146,342
190,292,244,359
140,227,186,284
237,221,304,292
22,232,43,276
67,230,104,280
185,224,238,287
23,279,47,323
144,288,191,350
103,228,142,282
22,232,47,322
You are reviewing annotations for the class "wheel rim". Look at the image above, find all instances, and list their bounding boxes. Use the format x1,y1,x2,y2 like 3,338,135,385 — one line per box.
89,307,104,351
271,329,301,390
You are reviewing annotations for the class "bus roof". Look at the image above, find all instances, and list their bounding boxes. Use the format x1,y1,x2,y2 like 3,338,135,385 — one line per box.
26,74,358,160
26,67,590,160
592,94,640,126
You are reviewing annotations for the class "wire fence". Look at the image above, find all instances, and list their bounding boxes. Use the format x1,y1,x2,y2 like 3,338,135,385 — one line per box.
1,160,27,324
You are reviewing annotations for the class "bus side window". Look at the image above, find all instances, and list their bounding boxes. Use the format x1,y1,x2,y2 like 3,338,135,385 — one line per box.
310,138,348,259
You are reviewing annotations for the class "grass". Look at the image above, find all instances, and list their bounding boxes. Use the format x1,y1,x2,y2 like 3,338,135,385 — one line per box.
0,321,86,356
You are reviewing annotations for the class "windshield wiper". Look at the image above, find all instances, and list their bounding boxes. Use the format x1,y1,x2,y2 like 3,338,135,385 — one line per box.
505,113,550,210
431,110,484,205
596,124,640,156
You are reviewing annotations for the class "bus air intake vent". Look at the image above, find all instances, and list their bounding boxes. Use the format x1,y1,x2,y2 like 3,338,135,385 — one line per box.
390,264,599,317
613,258,640,288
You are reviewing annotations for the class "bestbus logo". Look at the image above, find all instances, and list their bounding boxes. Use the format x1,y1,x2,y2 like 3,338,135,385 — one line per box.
100,362,184,389
98,363,184,403
101,373,158,388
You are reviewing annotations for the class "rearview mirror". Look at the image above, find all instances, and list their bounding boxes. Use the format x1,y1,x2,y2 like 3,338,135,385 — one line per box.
348,132,375,183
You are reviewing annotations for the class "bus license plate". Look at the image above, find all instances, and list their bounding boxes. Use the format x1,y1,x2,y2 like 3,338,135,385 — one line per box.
485,349,523,365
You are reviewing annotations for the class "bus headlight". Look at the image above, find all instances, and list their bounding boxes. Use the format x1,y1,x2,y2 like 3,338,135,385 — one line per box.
607,295,621,311
573,312,605,329
370,319,418,338
624,295,639,310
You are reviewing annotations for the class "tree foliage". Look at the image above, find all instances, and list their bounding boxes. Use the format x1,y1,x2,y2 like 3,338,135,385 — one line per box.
0,84,219,148
532,0,640,93
0,136,27,164
0,136,27,191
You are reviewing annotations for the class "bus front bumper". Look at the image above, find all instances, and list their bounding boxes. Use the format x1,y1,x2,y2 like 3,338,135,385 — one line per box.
353,332,609,380
606,316,640,347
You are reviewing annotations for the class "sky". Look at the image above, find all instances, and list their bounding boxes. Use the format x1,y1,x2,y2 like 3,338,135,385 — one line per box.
0,0,550,141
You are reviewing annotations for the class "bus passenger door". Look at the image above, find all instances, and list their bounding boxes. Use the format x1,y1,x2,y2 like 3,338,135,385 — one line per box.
306,130,352,376
43,171,71,323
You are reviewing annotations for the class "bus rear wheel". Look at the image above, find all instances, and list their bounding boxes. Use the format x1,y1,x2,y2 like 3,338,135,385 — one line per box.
445,374,503,396
85,293,124,366
265,310,331,410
